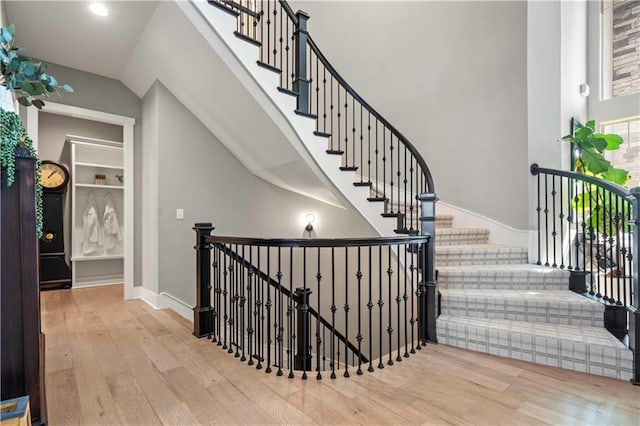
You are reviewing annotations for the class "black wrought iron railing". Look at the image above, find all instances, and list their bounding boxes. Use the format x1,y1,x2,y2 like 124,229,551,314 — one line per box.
207,0,435,235
531,164,640,384
193,224,433,379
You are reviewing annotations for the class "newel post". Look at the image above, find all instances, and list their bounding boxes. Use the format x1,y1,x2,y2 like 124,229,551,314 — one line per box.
193,223,214,338
628,187,640,385
418,193,438,344
294,287,313,371
294,10,310,115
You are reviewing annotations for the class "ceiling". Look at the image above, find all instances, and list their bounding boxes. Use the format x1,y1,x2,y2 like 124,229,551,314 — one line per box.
4,1,159,80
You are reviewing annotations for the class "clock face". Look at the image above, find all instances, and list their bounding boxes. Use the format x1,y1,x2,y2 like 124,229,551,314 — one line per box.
40,161,69,190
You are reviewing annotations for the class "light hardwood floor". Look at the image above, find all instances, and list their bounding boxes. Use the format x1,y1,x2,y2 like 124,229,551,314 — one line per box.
42,285,640,425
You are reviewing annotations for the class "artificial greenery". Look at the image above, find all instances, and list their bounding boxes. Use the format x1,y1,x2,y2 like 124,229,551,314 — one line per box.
1,107,43,238
1,23,73,109
561,120,630,237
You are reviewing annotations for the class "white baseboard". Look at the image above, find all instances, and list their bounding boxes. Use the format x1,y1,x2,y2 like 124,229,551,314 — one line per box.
128,286,194,322
159,292,194,321
437,201,531,248
130,285,160,309
73,274,124,288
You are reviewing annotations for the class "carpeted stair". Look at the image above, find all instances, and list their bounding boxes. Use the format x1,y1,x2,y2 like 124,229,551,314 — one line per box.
433,215,633,381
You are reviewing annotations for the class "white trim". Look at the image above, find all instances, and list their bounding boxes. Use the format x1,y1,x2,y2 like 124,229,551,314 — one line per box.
131,285,160,310
31,101,136,300
72,276,124,288
26,107,38,150
130,286,194,322
159,292,194,321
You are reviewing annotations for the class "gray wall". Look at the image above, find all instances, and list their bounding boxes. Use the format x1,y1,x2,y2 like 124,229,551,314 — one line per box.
148,82,375,306
37,112,123,265
289,1,529,229
34,62,144,286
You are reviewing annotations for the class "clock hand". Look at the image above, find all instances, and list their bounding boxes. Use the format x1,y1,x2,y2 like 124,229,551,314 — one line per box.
47,171,56,178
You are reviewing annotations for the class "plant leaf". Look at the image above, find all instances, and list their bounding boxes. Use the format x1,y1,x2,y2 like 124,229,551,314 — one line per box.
580,149,610,174
600,167,629,185
0,27,12,44
23,63,35,78
575,125,593,140
32,99,45,109
7,23,15,37
62,84,74,92
585,120,596,131
16,95,32,106
590,136,607,152
602,133,623,150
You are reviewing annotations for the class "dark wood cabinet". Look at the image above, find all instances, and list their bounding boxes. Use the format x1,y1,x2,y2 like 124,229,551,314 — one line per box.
1,148,47,425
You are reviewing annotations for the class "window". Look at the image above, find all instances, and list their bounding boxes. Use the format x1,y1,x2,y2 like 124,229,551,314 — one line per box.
601,0,640,100
588,1,640,170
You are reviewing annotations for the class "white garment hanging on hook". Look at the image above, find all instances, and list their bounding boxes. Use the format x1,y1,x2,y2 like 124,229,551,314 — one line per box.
103,193,122,251
82,192,103,254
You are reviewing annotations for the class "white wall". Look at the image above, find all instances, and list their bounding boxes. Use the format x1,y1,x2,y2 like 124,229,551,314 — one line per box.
143,81,375,307
0,0,6,27
289,0,530,230
527,0,587,259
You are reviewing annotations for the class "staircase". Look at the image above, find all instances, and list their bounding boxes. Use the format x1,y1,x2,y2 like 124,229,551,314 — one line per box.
188,0,636,382
433,214,634,381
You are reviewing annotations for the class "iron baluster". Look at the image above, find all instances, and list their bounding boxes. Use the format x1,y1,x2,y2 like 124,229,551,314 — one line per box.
367,246,374,372
387,247,394,366
344,247,350,377
316,247,322,380
536,173,542,265
331,246,336,379
356,247,363,375
266,248,272,373
287,247,294,378
544,174,549,266
589,184,596,296
378,245,384,369
560,177,565,268
277,248,283,375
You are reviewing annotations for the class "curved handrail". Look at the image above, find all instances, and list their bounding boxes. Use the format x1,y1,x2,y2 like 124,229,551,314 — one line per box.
530,163,632,198
305,34,435,193
216,242,370,364
278,0,298,24
207,234,430,248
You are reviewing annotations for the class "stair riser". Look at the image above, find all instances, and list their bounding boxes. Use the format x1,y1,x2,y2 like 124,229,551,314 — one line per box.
436,233,489,246
436,252,528,266
438,274,568,291
440,299,603,327
436,323,633,381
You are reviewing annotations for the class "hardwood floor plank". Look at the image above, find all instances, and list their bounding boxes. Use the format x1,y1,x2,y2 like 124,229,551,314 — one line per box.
123,354,199,425
45,369,86,426
162,366,237,425
106,371,162,425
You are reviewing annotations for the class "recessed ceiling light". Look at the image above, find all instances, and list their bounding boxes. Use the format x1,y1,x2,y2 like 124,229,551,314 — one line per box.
89,3,109,17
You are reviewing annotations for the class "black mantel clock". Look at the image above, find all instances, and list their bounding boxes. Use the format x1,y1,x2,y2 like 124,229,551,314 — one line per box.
39,160,72,290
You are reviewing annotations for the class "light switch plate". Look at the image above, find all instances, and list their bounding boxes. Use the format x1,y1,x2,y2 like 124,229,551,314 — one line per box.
176,208,184,220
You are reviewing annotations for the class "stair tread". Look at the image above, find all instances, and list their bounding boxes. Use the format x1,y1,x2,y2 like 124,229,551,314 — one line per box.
437,315,631,351
441,289,604,307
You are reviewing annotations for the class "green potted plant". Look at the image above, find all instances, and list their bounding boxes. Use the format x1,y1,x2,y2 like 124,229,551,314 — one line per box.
561,119,630,274
1,23,73,108
1,23,73,237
